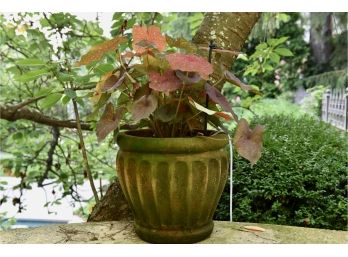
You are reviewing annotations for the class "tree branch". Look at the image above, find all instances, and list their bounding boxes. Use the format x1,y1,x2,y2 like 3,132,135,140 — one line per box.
1,103,148,131
0,104,92,130
38,126,60,187
13,85,95,110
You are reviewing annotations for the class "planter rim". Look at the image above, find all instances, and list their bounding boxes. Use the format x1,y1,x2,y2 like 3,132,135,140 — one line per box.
117,129,229,153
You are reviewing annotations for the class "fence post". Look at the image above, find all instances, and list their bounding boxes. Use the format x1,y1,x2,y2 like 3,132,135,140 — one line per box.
345,87,348,131
324,89,331,122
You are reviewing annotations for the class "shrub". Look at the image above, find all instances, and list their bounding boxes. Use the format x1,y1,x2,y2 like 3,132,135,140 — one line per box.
215,115,348,231
228,98,306,131
300,85,326,117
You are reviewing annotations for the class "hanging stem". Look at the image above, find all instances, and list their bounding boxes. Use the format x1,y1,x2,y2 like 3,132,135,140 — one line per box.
204,40,216,132
72,99,100,204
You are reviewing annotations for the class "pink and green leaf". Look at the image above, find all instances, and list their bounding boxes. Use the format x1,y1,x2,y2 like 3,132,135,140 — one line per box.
131,94,158,121
132,25,166,54
233,118,264,165
154,103,177,122
96,103,126,142
101,73,126,92
166,53,213,80
224,70,261,95
149,70,183,93
205,83,238,121
76,36,127,66
175,70,201,84
165,35,198,53
188,97,232,121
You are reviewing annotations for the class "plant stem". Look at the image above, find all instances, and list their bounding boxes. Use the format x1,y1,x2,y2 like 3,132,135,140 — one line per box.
72,99,100,204
205,40,216,132
171,84,185,137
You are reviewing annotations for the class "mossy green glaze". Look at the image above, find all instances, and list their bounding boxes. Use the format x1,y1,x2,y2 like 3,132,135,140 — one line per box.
116,130,229,243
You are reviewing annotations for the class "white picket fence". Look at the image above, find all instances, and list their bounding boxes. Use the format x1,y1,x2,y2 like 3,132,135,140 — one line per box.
321,87,348,131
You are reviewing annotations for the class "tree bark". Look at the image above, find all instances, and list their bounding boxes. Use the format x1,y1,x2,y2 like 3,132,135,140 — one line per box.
88,12,261,221
0,104,92,130
193,12,261,88
87,180,133,222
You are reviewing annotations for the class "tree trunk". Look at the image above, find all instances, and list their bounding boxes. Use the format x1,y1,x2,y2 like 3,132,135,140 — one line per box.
193,12,261,88
310,13,333,72
88,180,132,222
88,12,261,222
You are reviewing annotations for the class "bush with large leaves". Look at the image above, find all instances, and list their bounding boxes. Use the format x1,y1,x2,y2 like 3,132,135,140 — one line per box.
79,24,264,165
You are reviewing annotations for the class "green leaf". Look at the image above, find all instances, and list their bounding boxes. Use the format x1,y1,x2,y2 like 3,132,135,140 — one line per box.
39,93,63,109
34,87,55,97
94,63,114,75
15,159,22,174
237,53,248,61
58,72,73,82
267,37,288,47
255,42,268,50
6,66,21,76
15,58,46,66
61,95,71,105
75,74,93,84
76,97,85,107
15,68,51,82
112,12,123,21
64,88,77,99
277,13,291,23
87,93,111,121
263,64,274,72
39,18,50,27
274,48,293,57
269,52,280,64
12,132,23,140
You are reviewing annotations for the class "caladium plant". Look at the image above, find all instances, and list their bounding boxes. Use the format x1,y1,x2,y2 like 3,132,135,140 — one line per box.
77,25,264,165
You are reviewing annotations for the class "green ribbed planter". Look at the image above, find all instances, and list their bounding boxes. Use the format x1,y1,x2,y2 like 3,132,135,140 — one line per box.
116,130,229,243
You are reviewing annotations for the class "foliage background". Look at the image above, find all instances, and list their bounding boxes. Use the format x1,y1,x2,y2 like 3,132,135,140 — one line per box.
0,12,347,230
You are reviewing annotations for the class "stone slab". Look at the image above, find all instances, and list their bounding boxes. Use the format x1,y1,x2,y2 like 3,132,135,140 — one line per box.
0,221,347,244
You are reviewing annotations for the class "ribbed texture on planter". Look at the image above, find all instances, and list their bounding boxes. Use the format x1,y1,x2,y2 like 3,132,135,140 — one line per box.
116,130,228,243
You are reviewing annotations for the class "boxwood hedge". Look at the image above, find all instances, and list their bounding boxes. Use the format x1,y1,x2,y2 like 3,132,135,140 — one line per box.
215,115,348,231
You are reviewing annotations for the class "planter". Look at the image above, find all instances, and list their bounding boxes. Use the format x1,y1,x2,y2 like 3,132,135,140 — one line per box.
116,130,229,243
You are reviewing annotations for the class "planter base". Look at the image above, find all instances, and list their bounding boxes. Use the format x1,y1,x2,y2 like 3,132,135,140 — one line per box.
117,130,228,244
135,221,214,244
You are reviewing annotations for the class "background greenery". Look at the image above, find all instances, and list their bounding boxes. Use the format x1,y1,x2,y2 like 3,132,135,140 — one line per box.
0,12,347,231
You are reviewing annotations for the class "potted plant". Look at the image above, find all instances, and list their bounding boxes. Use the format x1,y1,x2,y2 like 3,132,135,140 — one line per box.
77,25,264,243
